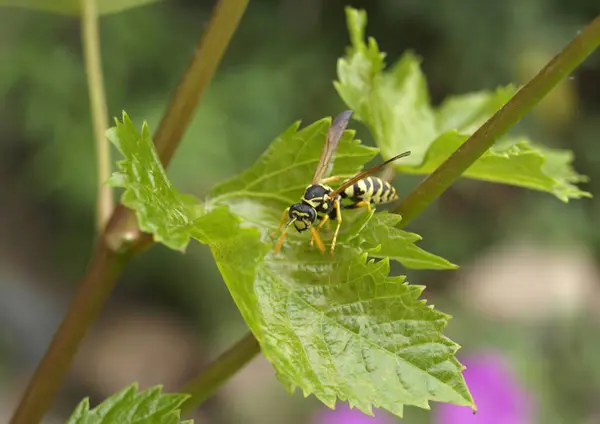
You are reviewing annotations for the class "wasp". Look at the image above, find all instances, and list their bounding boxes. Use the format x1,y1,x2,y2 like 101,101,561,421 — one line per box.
272,110,411,255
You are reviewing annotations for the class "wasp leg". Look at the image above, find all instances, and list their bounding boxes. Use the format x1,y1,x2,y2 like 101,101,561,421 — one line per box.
270,208,290,238
310,215,329,248
316,215,330,231
346,199,372,213
330,198,343,256
310,226,325,253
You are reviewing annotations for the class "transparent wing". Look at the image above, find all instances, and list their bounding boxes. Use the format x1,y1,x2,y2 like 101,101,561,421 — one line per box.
329,151,412,198
312,110,353,184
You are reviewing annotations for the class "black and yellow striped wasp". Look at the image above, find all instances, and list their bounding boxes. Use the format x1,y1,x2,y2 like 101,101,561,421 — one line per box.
272,110,411,255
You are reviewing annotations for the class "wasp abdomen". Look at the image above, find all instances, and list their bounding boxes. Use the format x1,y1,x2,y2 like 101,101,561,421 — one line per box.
341,176,397,205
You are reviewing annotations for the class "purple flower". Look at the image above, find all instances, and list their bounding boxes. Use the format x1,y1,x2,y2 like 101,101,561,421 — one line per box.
312,403,394,424
434,350,535,424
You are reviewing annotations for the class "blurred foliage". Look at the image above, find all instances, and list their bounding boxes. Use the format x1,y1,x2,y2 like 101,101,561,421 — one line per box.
1,0,600,423
0,0,162,15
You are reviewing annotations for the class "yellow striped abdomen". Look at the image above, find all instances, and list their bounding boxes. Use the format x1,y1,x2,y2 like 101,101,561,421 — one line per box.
340,176,397,205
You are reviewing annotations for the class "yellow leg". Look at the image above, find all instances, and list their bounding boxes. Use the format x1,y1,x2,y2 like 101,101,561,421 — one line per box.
270,208,289,238
310,215,329,248
351,199,372,213
310,226,325,253
330,199,343,256
316,215,330,231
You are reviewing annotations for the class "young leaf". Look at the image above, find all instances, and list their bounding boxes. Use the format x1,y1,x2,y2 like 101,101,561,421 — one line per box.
107,113,475,416
209,224,475,416
66,383,192,424
205,115,454,270
436,86,517,135
400,132,591,201
334,8,437,167
0,0,162,16
207,117,378,212
355,212,458,270
107,112,204,252
335,7,590,202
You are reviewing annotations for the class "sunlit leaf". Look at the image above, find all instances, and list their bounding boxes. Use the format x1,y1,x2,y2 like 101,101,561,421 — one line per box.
107,113,474,416
107,112,203,252
355,213,458,270
66,383,191,424
0,0,162,16
208,219,474,416
207,117,378,213
436,86,517,134
399,132,591,202
334,8,436,167
335,7,590,202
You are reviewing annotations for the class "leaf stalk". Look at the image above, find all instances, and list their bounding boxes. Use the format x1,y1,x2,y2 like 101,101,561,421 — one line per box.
82,0,113,232
180,332,260,415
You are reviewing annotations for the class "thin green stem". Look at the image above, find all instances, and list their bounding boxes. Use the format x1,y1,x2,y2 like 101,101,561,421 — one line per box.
394,14,600,226
82,0,113,232
9,1,249,423
180,332,260,415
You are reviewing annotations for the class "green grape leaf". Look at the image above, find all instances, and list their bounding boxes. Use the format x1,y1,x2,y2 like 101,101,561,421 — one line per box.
107,112,204,252
355,212,458,270
335,7,590,202
436,86,517,134
0,0,162,16
334,7,437,167
66,383,192,424
207,117,379,212
213,226,474,416
399,132,591,202
107,113,475,416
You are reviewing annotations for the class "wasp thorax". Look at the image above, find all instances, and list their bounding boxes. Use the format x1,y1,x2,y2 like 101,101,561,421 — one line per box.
302,184,333,212
288,203,317,232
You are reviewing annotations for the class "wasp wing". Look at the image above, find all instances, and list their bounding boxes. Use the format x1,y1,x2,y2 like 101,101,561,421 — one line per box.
311,110,353,184
329,151,412,198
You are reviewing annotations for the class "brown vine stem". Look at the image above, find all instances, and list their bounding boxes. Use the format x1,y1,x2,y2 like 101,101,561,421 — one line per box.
81,0,113,233
179,332,261,415
394,15,600,226
8,1,249,423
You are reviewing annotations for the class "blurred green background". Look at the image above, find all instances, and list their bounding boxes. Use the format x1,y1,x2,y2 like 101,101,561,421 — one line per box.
1,1,600,423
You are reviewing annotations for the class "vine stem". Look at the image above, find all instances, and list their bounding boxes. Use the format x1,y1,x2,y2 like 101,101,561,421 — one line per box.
180,332,260,414
8,1,249,423
393,14,600,226
82,0,113,232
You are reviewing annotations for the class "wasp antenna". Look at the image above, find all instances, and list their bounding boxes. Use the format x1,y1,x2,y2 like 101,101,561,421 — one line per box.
270,208,290,239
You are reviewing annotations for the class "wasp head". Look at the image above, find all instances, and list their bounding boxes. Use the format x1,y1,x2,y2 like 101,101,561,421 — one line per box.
289,202,317,232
